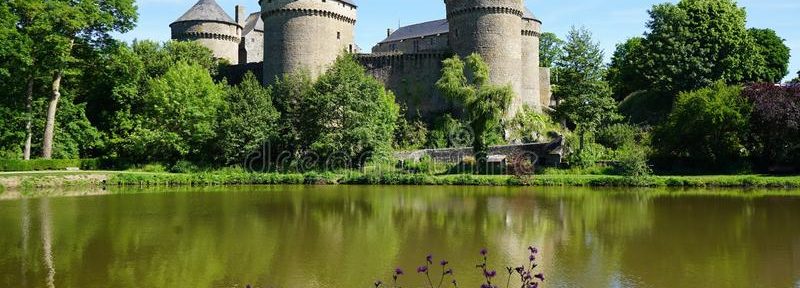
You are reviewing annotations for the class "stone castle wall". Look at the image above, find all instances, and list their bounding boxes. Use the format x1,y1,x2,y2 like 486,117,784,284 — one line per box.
446,0,524,108
171,21,241,64
261,0,357,83
241,31,263,64
359,52,455,121
520,18,541,114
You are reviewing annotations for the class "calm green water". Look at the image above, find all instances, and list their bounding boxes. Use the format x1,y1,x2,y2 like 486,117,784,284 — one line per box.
1,186,799,288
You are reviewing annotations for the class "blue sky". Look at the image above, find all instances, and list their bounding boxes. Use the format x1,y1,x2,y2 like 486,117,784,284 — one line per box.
119,0,800,81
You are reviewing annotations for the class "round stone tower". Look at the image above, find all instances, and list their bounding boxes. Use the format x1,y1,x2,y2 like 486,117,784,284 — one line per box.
445,0,524,107
521,8,542,112
261,0,357,84
170,0,242,64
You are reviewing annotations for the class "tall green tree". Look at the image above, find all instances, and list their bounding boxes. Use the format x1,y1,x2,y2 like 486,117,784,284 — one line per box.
553,26,621,159
0,2,32,158
437,53,513,166
637,0,764,97
539,32,564,68
118,62,224,163
216,72,279,165
747,28,790,83
301,55,398,168
11,0,137,159
606,37,645,101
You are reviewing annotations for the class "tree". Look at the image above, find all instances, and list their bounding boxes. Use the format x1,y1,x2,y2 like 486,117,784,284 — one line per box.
606,37,645,101
747,28,791,83
507,105,561,144
118,62,224,163
653,82,751,170
553,27,621,160
301,55,398,168
0,2,30,158
437,53,513,166
216,72,279,165
271,71,315,160
11,0,137,159
636,0,764,98
538,32,564,68
743,84,800,170
792,71,800,84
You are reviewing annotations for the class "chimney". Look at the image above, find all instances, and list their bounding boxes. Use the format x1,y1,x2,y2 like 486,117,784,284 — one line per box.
235,5,246,26
387,28,393,37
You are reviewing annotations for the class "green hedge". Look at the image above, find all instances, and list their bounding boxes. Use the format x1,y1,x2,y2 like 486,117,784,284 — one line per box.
0,159,100,172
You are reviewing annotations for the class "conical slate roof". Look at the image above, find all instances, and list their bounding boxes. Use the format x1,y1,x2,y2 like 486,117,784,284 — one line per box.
171,0,239,26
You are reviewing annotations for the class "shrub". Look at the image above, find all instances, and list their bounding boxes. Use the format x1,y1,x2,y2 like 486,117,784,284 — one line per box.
596,123,640,150
394,114,429,150
216,72,279,165
170,161,201,173
652,82,751,171
507,105,562,143
0,159,99,171
614,144,652,177
743,83,800,171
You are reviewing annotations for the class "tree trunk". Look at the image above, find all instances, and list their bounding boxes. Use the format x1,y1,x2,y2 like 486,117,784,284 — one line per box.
41,39,73,159
41,70,62,159
23,76,34,160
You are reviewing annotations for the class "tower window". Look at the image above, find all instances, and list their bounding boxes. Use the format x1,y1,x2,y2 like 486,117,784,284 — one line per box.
337,31,341,40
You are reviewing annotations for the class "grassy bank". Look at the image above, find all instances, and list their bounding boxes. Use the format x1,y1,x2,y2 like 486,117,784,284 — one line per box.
107,172,800,188
2,171,800,189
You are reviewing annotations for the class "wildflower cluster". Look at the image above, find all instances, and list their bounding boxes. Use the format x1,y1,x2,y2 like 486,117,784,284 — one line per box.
375,245,543,288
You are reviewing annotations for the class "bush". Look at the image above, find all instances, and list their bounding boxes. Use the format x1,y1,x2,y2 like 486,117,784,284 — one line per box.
169,161,201,173
614,144,652,177
596,123,640,150
394,114,428,150
743,84,800,172
507,105,562,143
652,82,751,171
0,159,100,171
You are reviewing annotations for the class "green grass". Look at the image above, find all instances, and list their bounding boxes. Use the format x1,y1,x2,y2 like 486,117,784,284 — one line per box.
106,171,800,188
2,169,800,189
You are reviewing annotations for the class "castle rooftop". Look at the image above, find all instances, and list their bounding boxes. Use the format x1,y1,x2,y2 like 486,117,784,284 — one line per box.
242,12,263,34
170,0,239,27
379,19,449,44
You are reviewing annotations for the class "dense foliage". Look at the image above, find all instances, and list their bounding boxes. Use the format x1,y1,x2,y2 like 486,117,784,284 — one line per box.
538,32,564,68
216,72,279,165
552,27,621,164
653,82,751,171
748,28,791,83
302,55,399,167
437,54,513,165
743,84,800,170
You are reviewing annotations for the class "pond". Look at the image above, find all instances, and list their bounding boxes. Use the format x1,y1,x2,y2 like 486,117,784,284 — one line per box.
0,185,799,288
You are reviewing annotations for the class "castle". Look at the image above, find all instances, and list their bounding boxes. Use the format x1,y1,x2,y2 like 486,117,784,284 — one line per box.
170,0,551,119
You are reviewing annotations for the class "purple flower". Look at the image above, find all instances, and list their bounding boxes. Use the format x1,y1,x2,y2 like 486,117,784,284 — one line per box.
529,255,536,262
534,273,545,282
417,265,429,273
528,246,538,254
484,270,497,278
528,283,538,288
440,259,449,266
394,268,404,275
426,254,433,264
515,266,525,274
480,248,488,256
480,284,492,288
444,268,453,275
